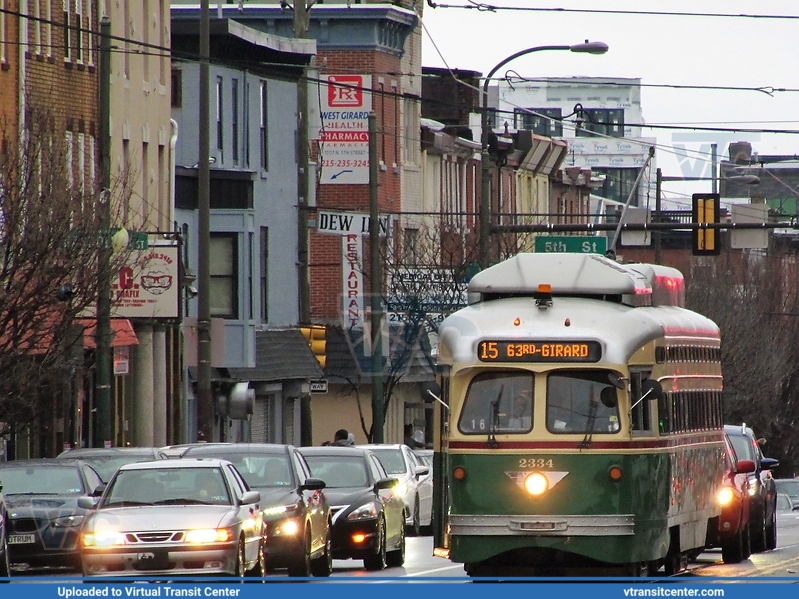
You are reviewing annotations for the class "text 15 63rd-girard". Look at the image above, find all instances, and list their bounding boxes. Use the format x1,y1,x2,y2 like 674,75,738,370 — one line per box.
477,340,602,362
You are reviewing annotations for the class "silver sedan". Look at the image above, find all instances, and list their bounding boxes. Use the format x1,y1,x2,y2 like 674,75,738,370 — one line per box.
80,458,265,578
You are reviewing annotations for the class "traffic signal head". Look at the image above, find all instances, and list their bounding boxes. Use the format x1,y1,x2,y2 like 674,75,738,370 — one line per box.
301,325,326,369
692,193,721,256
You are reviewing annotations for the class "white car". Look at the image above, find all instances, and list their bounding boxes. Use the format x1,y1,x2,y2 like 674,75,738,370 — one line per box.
360,444,432,536
79,458,265,578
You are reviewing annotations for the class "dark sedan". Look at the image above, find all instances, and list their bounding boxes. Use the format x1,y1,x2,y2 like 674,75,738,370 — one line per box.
298,446,405,571
0,459,103,570
0,480,9,577
56,447,164,483
725,423,779,553
178,443,332,577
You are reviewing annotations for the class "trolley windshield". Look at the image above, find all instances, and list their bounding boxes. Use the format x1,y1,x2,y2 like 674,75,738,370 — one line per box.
546,369,621,434
458,372,533,434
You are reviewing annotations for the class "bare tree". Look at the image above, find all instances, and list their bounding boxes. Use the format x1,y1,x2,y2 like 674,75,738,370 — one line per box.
0,105,135,444
686,248,799,474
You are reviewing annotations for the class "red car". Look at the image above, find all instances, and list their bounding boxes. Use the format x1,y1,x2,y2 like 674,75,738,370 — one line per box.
707,433,756,563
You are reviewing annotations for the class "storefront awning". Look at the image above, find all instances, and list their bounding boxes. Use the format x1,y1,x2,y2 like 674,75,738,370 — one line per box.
79,319,139,348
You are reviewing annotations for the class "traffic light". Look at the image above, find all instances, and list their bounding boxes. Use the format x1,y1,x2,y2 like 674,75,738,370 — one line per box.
692,193,721,256
301,324,326,368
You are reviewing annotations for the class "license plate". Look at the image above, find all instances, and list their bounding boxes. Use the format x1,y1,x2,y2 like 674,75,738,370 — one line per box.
9,534,35,545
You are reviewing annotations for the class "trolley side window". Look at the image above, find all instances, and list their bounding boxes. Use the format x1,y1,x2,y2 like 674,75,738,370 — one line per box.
546,370,621,434
458,372,534,434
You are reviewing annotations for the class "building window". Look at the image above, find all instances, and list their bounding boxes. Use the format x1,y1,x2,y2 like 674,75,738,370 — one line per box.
260,227,268,322
142,0,149,81
232,79,239,164
159,0,167,86
515,107,563,137
63,0,71,60
403,228,418,266
74,0,82,63
141,142,149,224
216,76,224,156
248,231,254,320
85,0,93,65
210,233,238,319
576,108,624,138
171,69,182,107
259,80,268,171
45,0,52,58
244,81,250,168
593,167,640,205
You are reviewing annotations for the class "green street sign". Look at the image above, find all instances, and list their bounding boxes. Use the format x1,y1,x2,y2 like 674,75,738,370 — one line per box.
534,235,607,255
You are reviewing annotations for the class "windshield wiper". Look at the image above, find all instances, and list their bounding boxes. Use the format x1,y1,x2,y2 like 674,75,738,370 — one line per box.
487,385,503,449
153,498,215,506
580,398,599,449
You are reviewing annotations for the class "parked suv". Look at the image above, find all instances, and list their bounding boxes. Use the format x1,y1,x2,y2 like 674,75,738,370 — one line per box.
724,424,779,553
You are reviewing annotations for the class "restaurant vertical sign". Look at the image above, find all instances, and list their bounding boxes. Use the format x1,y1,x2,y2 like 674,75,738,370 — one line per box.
317,75,372,185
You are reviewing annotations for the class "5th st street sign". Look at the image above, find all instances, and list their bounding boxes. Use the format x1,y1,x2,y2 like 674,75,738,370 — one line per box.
534,235,607,255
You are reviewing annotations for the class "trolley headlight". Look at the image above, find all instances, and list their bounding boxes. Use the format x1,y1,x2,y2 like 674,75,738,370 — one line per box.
524,472,549,496
717,487,734,506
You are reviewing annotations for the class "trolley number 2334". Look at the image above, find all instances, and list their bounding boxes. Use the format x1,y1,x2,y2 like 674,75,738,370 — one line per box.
518,458,554,469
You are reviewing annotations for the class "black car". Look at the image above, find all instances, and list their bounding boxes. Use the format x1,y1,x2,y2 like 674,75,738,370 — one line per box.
0,479,9,578
0,459,103,570
55,447,164,483
178,443,332,576
724,424,779,553
298,446,405,571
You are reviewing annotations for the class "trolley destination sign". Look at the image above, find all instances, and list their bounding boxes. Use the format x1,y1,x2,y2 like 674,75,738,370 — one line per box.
477,340,602,362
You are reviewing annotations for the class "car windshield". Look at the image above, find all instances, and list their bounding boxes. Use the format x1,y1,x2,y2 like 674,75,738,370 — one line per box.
777,494,792,511
370,449,407,475
77,455,154,482
0,466,84,495
727,434,755,462
190,453,293,488
776,479,799,498
103,467,231,506
302,455,369,488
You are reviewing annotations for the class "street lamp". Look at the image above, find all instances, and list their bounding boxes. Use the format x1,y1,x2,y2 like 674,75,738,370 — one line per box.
479,41,609,268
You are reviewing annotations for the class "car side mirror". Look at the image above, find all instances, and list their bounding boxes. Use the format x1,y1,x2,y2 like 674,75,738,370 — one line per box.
414,466,430,478
374,477,398,492
734,459,756,475
760,457,779,470
77,496,100,510
91,484,106,497
240,491,261,505
300,478,326,491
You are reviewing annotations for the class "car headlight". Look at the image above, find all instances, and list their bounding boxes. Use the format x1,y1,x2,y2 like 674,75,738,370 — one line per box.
748,482,758,496
83,530,126,548
346,502,378,521
394,482,408,497
185,528,232,544
275,519,300,536
717,487,734,506
263,502,300,517
52,514,84,528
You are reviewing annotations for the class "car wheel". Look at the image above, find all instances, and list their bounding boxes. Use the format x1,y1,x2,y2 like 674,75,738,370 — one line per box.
363,517,387,571
310,529,333,577
766,505,777,550
386,521,405,568
233,538,246,579
742,523,751,559
0,534,10,580
721,527,745,564
750,511,767,553
407,496,421,537
287,530,312,577
246,537,266,579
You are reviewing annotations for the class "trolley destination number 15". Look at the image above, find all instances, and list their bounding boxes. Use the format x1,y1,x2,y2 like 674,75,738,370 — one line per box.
477,340,602,363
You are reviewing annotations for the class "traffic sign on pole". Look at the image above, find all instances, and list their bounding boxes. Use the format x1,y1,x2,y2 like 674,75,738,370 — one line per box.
534,236,607,254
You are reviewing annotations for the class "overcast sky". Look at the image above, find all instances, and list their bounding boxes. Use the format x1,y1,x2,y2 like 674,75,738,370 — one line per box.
419,1,799,207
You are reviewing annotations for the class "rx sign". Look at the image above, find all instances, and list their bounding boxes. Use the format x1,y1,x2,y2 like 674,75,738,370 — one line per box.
327,76,363,107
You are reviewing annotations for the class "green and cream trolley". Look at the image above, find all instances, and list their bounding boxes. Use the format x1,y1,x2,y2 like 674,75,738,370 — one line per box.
430,253,724,576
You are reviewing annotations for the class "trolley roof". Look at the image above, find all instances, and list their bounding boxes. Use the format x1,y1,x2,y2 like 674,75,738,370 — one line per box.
467,253,684,307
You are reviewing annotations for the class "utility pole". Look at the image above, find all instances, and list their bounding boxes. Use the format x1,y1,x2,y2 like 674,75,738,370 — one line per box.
368,112,384,443
95,15,112,448
294,0,313,446
196,0,213,442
